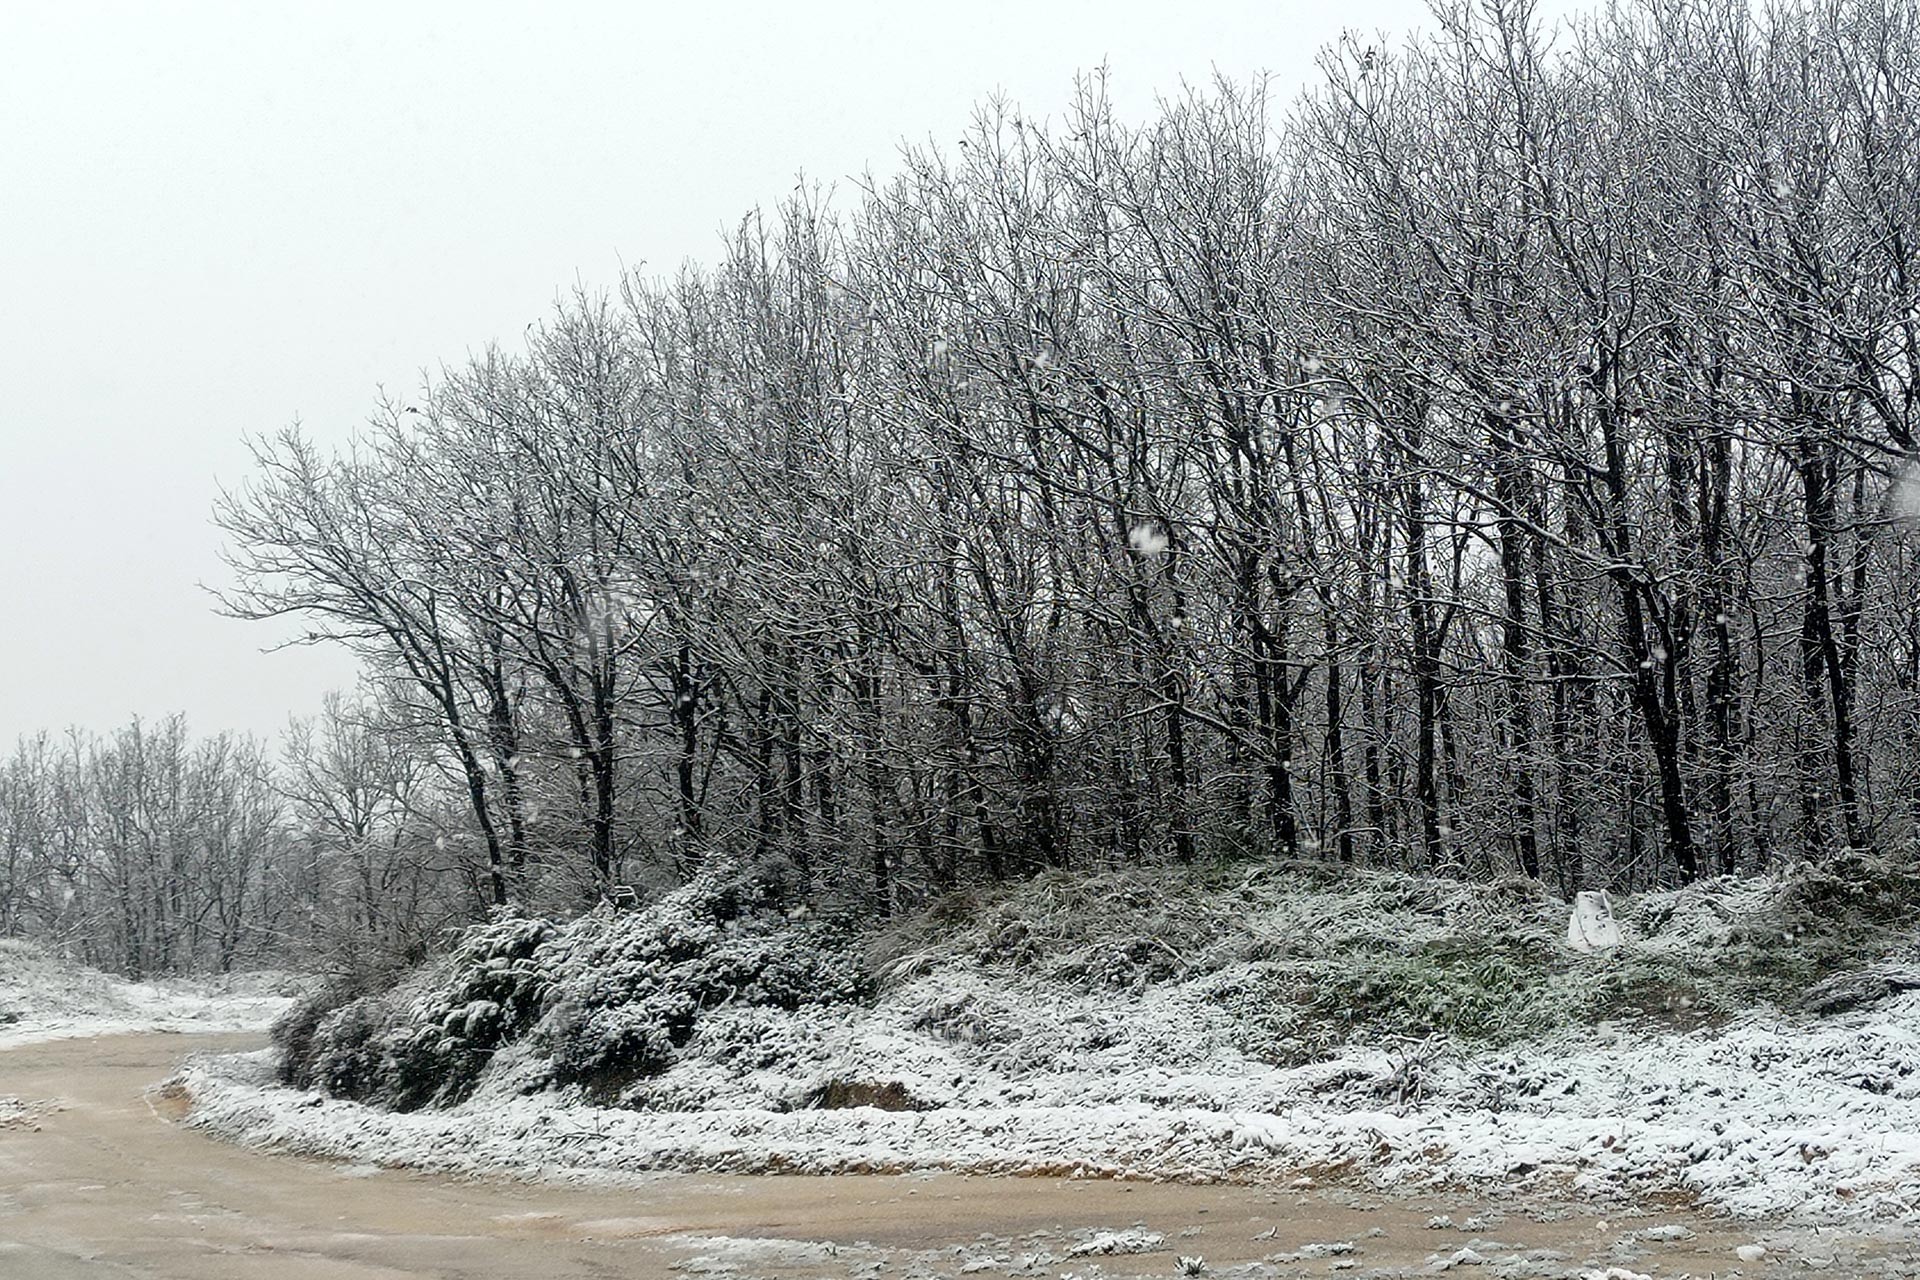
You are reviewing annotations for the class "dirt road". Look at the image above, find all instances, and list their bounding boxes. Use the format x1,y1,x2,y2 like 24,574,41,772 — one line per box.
0,1031,1913,1279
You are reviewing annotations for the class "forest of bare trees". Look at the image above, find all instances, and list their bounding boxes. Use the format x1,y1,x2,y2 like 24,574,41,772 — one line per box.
0,717,289,974
0,703,471,975
9,0,1920,970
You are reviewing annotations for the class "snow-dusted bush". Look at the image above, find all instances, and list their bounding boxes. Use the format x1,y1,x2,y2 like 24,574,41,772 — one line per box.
279,912,555,1110
275,866,870,1112
534,870,868,1099
1770,847,1920,932
380,912,554,1108
275,980,382,1092
301,992,388,1098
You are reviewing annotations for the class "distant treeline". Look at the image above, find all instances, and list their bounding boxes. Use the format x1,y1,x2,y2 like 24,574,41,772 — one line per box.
194,0,1920,919
0,707,471,977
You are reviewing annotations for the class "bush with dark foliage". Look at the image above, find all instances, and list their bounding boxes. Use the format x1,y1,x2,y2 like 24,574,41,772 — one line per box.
536,871,868,1100
273,866,868,1110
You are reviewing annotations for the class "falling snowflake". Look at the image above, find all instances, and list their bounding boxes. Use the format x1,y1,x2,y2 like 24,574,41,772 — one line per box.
1894,460,1920,526
1128,523,1169,556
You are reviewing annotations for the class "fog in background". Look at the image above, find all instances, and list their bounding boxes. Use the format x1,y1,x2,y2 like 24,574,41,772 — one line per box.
1,0,1439,745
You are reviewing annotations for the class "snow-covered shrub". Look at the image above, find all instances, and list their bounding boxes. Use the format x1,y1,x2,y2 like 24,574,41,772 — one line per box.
0,939,44,1025
534,868,869,1099
1773,846,1920,923
273,866,870,1112
303,992,389,1098
273,979,370,1090
378,912,555,1108
284,912,556,1110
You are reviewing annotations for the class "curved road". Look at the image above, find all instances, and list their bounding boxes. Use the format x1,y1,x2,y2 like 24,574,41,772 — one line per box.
0,1031,1911,1278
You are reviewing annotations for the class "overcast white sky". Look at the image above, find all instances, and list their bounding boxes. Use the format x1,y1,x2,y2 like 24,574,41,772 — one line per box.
1,0,1462,746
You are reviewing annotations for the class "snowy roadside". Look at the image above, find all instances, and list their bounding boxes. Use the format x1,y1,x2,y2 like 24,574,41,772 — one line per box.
178,980,1920,1224
0,939,300,1049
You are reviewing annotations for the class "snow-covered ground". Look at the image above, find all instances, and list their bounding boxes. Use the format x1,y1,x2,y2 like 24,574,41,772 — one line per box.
0,938,299,1048
10,868,1904,1229
178,960,1920,1224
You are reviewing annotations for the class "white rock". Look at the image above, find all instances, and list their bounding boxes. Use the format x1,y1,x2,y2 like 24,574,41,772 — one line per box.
1567,891,1622,952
